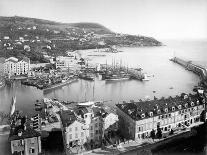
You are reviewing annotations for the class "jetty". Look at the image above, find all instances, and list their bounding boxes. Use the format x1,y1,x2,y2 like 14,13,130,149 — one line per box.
170,57,207,86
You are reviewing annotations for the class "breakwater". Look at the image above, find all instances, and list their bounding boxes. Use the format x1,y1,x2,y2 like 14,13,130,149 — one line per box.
170,57,207,86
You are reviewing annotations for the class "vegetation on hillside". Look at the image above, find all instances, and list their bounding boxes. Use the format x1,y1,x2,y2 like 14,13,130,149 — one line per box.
0,16,162,62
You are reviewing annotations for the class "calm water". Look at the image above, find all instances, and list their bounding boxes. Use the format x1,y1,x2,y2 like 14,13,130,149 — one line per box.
0,39,207,117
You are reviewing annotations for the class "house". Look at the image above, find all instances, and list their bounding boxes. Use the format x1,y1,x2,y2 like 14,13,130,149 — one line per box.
60,110,87,148
4,36,10,40
116,93,206,140
74,104,119,146
9,115,41,155
24,45,31,51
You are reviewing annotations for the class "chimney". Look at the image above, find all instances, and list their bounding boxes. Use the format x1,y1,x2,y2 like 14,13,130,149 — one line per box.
18,130,23,137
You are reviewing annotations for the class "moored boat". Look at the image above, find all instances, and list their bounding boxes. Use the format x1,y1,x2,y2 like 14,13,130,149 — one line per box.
43,77,78,92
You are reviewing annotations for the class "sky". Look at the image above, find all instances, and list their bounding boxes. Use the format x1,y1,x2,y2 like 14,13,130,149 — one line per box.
0,0,207,39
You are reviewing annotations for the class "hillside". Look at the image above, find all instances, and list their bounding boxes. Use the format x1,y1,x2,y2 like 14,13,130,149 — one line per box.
0,16,162,62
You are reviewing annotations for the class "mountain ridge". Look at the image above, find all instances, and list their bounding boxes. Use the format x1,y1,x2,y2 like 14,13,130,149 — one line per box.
0,16,162,63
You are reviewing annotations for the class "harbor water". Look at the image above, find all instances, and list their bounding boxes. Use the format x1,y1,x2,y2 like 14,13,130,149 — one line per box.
0,39,207,117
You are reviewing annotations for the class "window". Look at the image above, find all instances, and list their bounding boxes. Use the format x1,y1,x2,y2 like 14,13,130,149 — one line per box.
95,130,99,134
90,126,93,130
69,134,72,139
191,102,194,106
81,132,84,137
141,113,145,118
95,123,98,128
29,148,35,154
168,113,171,117
75,133,78,138
172,107,175,111
91,133,93,137
20,139,24,145
69,128,72,132
75,127,78,131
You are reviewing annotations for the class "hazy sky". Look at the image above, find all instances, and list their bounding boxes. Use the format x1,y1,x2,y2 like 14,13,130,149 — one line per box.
0,0,207,39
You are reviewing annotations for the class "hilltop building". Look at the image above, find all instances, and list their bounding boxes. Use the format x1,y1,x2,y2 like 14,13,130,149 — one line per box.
1,57,30,76
116,93,206,140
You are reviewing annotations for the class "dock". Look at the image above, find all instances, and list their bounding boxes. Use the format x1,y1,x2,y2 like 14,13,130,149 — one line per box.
170,57,207,86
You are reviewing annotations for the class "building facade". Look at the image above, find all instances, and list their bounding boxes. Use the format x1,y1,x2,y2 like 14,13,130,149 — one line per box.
9,122,41,155
116,93,206,140
3,57,30,76
60,104,119,148
60,110,87,148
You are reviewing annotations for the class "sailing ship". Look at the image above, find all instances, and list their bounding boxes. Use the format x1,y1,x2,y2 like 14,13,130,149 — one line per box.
102,59,130,81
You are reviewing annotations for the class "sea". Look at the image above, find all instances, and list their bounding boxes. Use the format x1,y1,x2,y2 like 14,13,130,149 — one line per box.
1,39,207,117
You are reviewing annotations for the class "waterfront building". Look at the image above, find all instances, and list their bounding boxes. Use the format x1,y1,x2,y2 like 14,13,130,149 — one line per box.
74,105,119,145
116,93,206,140
55,56,77,70
60,103,119,148
60,110,87,148
9,116,41,155
3,57,30,76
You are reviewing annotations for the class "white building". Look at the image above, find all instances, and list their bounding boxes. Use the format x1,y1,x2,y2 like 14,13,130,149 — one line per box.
4,57,30,76
60,103,119,149
60,110,87,148
74,104,119,145
55,56,77,70
116,93,206,140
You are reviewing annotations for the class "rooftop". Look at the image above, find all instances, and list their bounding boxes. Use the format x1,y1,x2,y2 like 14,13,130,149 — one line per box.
60,110,84,127
116,93,205,121
9,126,40,141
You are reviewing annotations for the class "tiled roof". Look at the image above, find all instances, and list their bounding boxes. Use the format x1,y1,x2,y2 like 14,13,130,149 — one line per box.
60,110,84,127
9,126,40,141
116,93,205,121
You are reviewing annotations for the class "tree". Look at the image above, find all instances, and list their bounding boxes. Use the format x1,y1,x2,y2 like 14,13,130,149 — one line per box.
200,110,206,122
156,127,162,139
150,129,155,141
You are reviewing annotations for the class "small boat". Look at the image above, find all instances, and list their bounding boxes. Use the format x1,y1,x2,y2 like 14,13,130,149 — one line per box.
142,74,149,81
169,87,174,89
153,91,156,93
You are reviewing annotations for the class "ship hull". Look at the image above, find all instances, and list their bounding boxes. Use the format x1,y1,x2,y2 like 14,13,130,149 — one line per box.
43,78,78,92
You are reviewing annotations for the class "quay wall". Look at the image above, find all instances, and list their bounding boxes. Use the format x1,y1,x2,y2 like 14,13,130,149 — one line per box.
172,57,207,80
